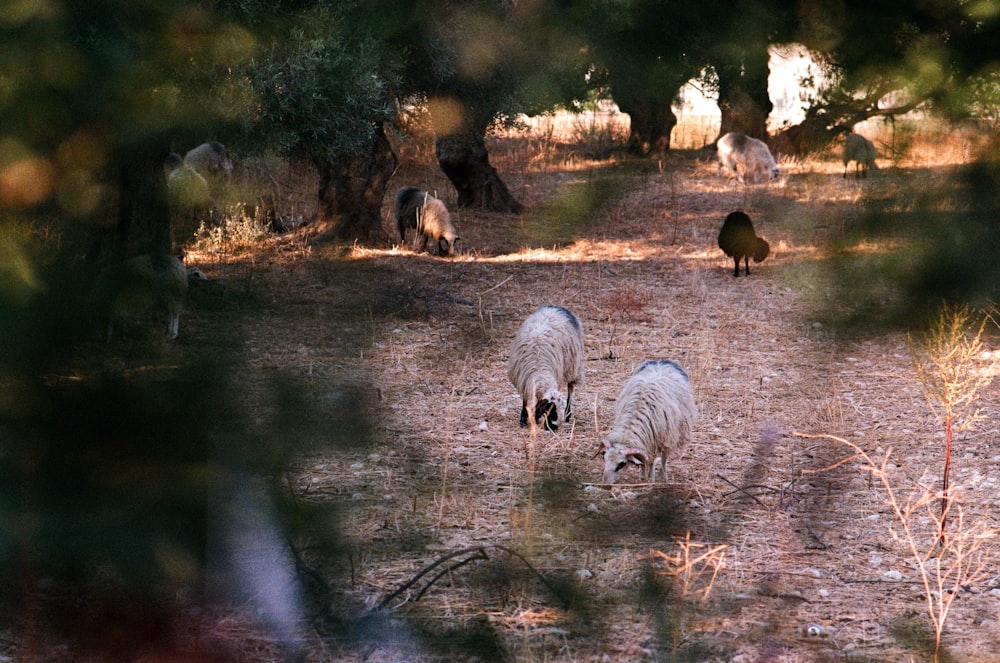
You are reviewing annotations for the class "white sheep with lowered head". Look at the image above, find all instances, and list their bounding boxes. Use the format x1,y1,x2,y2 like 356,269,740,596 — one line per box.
183,141,234,187
717,132,780,183
507,305,585,431
165,157,210,210
842,132,878,178
393,186,460,257
93,254,202,341
601,359,697,484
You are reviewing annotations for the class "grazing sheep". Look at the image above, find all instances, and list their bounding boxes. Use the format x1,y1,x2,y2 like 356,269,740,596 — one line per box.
507,305,585,431
718,211,770,277
183,141,234,186
601,359,697,485
93,254,192,341
163,152,184,177
717,132,780,183
393,186,460,257
166,161,211,209
842,132,878,179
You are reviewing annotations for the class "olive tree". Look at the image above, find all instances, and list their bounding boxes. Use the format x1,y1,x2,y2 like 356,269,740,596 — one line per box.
571,0,707,154
384,0,590,212
227,1,400,242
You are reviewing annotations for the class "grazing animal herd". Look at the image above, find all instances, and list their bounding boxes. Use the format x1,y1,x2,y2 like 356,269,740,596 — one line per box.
506,306,698,485
89,130,877,483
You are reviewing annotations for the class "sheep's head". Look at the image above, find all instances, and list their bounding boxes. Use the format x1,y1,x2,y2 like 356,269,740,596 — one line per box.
437,235,459,257
769,165,781,180
752,237,770,263
601,439,648,484
534,388,566,431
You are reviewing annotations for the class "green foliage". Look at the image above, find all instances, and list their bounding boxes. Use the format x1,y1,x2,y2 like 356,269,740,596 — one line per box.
230,2,398,162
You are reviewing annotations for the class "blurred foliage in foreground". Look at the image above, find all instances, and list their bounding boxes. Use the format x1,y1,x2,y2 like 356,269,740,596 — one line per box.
0,231,377,660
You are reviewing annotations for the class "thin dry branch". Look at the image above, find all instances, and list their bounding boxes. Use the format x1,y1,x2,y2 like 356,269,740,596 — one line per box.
373,544,565,612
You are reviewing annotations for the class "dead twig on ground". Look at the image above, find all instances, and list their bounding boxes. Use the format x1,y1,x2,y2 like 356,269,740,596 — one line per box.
373,544,566,612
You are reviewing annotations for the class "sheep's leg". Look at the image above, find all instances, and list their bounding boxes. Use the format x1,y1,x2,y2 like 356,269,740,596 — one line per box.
167,312,180,339
732,258,740,277
565,381,574,422
744,257,751,276
519,401,529,427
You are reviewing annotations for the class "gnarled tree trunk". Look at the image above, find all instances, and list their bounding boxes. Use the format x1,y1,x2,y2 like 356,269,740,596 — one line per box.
314,124,397,244
115,138,173,257
771,84,922,156
715,41,773,140
435,130,523,213
616,95,678,156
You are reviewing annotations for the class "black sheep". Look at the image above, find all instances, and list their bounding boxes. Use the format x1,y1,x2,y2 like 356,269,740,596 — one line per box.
718,211,770,277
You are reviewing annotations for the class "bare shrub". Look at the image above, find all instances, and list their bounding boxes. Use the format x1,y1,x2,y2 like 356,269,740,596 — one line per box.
909,302,992,542
797,431,997,662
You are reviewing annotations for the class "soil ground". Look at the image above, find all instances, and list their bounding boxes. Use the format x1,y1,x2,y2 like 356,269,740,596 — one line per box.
9,117,1000,662
194,122,1000,662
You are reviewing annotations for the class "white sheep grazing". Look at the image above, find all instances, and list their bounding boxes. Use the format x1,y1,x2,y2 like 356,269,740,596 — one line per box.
163,152,184,177
183,141,234,185
393,186,460,257
842,132,878,179
717,132,780,183
507,305,585,431
94,254,191,340
166,162,211,209
601,359,697,484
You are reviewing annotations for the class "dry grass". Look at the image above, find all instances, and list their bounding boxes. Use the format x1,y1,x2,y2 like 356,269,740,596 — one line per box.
46,113,1000,662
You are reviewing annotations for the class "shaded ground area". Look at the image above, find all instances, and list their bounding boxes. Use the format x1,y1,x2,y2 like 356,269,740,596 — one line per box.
176,143,1000,661
5,131,999,662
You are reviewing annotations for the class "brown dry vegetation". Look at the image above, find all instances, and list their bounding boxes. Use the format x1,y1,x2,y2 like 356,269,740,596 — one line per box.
22,114,1000,662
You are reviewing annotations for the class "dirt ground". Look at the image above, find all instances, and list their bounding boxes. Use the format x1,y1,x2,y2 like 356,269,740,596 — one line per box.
180,124,1000,662
48,121,1000,662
